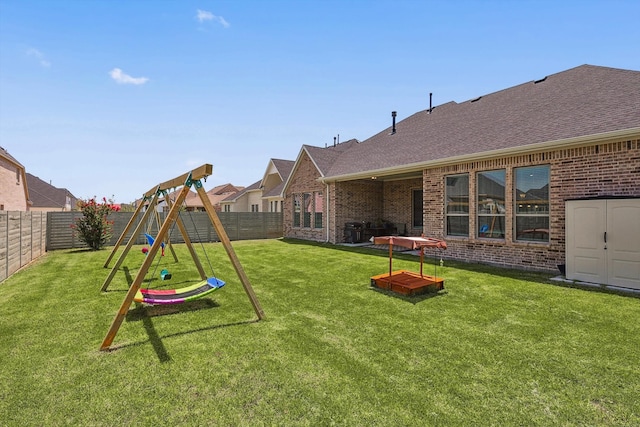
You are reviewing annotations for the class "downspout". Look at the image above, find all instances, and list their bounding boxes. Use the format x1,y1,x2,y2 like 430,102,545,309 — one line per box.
325,182,330,243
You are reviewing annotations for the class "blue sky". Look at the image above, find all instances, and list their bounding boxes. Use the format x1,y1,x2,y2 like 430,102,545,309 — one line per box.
1,0,639,204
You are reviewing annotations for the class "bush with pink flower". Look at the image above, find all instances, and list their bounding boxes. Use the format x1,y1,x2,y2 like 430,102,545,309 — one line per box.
72,197,121,250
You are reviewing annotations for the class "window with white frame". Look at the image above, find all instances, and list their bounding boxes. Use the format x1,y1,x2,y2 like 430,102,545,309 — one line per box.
514,165,550,242
477,170,506,239
445,174,469,236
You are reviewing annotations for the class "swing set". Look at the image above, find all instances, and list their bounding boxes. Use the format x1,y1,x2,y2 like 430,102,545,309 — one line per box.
99,164,265,351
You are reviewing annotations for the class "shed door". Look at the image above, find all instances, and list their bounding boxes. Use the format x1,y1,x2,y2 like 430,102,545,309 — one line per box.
566,200,607,284
566,199,640,289
607,199,640,289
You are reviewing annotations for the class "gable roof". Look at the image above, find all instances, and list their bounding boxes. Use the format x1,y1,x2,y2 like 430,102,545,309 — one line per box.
320,65,640,181
1,146,23,168
222,180,262,202
262,158,295,198
25,173,76,209
282,139,359,194
207,183,243,195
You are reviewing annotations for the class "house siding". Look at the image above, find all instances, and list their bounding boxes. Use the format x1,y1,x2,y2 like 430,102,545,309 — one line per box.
423,137,640,272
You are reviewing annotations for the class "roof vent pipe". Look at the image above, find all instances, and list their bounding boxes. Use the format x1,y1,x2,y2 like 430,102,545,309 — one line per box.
429,93,433,113
333,136,336,147
391,111,397,134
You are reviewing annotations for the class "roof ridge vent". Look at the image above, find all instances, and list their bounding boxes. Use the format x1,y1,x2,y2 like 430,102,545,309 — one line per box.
534,76,547,84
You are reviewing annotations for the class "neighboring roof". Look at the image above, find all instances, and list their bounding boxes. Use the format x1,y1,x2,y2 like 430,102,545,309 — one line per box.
25,173,76,209
222,180,261,203
207,183,243,195
262,159,295,198
205,183,243,207
314,65,640,181
0,146,24,168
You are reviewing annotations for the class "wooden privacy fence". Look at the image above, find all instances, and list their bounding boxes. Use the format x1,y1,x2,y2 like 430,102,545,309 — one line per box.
46,211,283,251
0,211,47,282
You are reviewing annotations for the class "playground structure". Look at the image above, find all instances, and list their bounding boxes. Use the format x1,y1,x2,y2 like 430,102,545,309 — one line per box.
99,164,265,351
370,235,447,296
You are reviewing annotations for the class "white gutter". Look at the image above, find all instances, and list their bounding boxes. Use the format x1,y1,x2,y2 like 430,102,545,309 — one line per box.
325,182,330,243
320,127,640,183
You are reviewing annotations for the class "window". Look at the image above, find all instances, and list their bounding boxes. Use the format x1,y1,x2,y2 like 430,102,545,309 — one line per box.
251,204,259,212
412,189,423,228
303,193,312,227
224,205,230,212
514,165,550,242
477,170,506,238
445,174,469,236
293,194,301,227
314,192,323,228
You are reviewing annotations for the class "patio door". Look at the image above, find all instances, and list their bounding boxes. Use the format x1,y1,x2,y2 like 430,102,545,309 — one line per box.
566,199,640,289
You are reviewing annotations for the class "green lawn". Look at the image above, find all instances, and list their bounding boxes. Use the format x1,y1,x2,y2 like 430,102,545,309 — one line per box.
1,239,638,426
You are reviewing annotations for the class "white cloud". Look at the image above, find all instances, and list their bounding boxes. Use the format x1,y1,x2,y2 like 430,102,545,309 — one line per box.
196,9,230,28
109,68,149,85
26,48,51,67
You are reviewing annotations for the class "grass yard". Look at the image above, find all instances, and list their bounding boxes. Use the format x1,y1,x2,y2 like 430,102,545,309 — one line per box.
0,238,638,426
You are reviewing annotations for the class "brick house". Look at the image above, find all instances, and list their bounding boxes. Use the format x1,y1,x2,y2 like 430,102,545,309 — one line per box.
282,65,640,286
0,146,30,211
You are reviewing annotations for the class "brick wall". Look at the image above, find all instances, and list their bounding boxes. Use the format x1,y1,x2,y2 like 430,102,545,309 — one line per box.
284,152,326,241
333,179,383,242
284,137,639,272
0,158,28,211
424,138,640,272
383,178,422,236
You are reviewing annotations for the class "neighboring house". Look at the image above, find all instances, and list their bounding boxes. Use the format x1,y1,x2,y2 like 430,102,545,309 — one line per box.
25,173,77,212
137,183,243,213
220,158,294,213
282,65,640,288
221,180,262,212
0,147,30,211
261,159,294,213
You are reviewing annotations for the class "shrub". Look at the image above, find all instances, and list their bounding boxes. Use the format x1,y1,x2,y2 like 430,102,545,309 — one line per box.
72,197,120,250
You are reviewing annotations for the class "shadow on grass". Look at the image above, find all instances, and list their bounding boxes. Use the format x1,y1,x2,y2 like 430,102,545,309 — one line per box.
66,248,97,254
281,238,554,284
126,299,220,321
112,307,259,362
369,286,447,304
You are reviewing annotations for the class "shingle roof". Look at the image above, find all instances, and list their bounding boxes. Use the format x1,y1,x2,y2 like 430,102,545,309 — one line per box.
26,173,76,209
262,159,295,198
1,146,24,167
302,139,359,177
321,65,640,180
271,159,294,180
222,180,261,202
